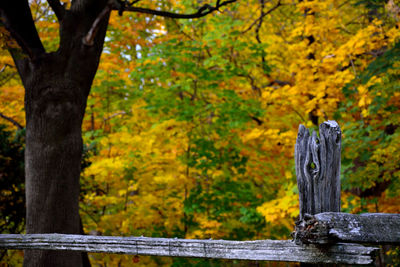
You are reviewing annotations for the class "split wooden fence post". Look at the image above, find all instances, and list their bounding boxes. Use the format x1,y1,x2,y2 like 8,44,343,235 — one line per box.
294,121,341,241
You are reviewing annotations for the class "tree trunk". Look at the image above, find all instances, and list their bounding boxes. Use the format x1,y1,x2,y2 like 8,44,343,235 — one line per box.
22,53,88,266
3,2,111,265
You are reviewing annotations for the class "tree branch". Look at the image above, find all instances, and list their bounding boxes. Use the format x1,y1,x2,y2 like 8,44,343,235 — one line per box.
0,70,17,87
0,22,35,60
0,64,12,73
255,0,265,45
0,112,23,130
83,0,236,46
82,3,112,46
114,0,237,19
47,0,65,21
0,0,45,60
242,0,281,34
103,111,127,122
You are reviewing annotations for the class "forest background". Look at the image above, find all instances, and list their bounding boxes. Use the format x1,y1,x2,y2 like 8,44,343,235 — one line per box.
1,0,400,266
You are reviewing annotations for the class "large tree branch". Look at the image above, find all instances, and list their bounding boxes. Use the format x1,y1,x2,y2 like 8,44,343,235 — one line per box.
47,0,65,21
82,3,112,46
83,0,235,46
0,0,45,60
113,0,237,19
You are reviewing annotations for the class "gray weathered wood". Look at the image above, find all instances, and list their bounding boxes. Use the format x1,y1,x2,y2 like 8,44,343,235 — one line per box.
295,121,342,267
294,212,400,245
295,121,341,220
0,234,377,265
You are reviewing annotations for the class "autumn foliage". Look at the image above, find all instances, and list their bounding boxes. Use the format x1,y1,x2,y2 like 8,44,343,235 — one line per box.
1,0,400,265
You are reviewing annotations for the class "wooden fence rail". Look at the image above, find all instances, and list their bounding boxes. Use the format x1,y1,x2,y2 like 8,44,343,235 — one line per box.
294,212,400,245
0,233,378,265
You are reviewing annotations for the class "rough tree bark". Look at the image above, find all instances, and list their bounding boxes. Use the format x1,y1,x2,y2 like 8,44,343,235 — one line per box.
1,0,109,266
23,56,102,267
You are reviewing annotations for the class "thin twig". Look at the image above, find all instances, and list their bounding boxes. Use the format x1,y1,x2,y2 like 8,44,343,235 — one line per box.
255,0,265,44
172,20,195,41
0,64,12,73
348,54,357,76
103,111,127,122
242,0,281,34
0,73,17,87
0,112,23,130
0,64,17,87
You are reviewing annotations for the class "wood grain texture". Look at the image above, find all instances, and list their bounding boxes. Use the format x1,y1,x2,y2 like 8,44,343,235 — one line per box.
0,234,377,264
295,121,341,220
295,212,400,245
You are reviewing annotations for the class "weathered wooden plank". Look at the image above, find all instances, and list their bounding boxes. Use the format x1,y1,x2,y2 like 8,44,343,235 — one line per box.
295,121,342,267
295,212,400,245
0,234,377,265
295,121,341,220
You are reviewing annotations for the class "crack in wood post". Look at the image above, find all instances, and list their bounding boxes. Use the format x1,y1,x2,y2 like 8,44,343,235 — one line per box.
294,121,341,244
